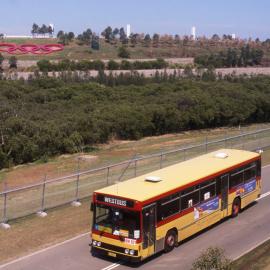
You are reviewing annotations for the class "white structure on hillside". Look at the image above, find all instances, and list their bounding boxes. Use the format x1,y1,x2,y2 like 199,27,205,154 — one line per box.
191,26,196,40
232,33,236,39
126,24,131,37
49,23,54,33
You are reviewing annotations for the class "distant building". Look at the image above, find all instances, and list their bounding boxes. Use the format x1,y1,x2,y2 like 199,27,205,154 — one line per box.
126,24,131,37
3,35,33,38
3,34,56,39
232,33,236,39
191,26,196,40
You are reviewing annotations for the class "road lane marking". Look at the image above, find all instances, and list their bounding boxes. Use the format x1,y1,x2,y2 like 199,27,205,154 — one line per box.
257,190,270,200
0,232,89,269
101,262,121,270
262,164,270,169
233,236,270,261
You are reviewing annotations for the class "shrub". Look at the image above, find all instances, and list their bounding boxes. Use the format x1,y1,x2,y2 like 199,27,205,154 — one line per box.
191,247,232,270
118,46,130,58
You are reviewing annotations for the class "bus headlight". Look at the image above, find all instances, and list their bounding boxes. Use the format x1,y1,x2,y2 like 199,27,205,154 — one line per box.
125,249,129,254
97,242,101,247
129,249,135,255
92,240,97,246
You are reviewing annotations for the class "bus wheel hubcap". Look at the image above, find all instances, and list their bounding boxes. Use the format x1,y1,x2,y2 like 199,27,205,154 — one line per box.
167,235,174,246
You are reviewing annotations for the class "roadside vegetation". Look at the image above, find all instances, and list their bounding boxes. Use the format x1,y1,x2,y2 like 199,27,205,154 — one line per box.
232,239,270,270
191,247,232,270
36,58,168,72
1,76,270,170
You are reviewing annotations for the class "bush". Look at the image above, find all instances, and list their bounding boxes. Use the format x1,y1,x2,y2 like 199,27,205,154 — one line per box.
118,46,130,58
191,247,232,270
107,60,120,70
37,59,53,72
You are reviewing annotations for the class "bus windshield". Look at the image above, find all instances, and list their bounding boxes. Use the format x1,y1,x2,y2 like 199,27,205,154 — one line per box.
94,204,140,240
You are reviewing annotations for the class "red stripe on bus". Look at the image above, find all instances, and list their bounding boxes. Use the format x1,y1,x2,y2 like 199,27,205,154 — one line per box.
142,156,260,206
92,229,142,243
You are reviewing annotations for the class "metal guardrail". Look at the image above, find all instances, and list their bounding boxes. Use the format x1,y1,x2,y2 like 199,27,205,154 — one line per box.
1,127,270,224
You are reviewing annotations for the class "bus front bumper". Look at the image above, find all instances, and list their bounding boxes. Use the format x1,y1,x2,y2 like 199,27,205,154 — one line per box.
91,246,141,263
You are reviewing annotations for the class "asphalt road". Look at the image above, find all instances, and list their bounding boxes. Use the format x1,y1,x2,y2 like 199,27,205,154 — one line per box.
1,165,270,270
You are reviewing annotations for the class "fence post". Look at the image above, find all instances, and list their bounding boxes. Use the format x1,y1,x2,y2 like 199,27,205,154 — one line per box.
106,166,110,185
75,172,80,202
241,129,244,149
205,136,208,153
41,174,46,211
3,181,8,223
0,181,10,229
72,158,81,207
160,153,163,169
37,175,47,218
134,160,137,177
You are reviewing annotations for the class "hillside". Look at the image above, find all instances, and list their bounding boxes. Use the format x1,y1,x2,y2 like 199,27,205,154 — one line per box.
1,37,270,63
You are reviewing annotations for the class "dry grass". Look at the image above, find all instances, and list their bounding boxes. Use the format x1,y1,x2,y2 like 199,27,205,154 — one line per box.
0,199,91,264
2,123,270,191
233,239,270,270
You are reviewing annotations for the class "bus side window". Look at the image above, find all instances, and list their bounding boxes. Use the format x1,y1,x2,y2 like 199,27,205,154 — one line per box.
181,189,199,210
157,193,180,221
216,177,221,196
257,159,261,177
229,169,244,189
200,180,216,201
244,163,256,183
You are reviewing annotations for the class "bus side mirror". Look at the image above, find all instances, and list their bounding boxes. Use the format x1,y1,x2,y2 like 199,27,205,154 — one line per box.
90,202,95,212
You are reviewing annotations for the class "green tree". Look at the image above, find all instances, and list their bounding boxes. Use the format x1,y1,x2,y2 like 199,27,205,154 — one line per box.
144,34,151,47
101,26,113,42
31,23,39,37
9,56,17,69
57,30,64,39
119,27,128,44
191,247,232,270
0,53,4,71
118,46,130,58
107,60,119,70
37,59,53,72
91,35,100,50
153,33,160,47
68,32,75,40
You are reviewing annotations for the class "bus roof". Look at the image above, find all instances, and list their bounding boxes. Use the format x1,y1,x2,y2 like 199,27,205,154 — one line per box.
95,149,260,203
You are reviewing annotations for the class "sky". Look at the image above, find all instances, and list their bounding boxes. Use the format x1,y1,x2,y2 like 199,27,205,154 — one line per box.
1,0,269,39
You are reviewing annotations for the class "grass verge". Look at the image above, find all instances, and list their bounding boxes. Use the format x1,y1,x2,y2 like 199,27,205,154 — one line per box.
0,198,91,264
232,239,270,270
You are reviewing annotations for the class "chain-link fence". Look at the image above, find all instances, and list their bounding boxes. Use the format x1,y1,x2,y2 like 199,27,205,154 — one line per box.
1,127,270,224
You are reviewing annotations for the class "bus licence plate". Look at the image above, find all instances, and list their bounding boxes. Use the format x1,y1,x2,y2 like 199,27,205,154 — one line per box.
108,252,116,257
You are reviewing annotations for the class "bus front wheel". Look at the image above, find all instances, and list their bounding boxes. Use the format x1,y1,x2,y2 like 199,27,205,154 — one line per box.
232,198,241,217
164,230,177,252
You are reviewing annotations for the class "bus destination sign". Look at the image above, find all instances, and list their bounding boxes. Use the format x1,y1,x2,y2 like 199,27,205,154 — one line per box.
96,194,134,208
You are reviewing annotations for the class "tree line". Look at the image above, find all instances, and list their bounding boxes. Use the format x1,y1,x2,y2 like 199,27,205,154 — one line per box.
1,75,270,169
31,23,54,37
195,45,264,68
36,58,168,72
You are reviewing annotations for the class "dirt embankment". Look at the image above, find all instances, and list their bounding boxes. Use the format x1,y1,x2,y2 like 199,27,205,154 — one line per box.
3,67,270,80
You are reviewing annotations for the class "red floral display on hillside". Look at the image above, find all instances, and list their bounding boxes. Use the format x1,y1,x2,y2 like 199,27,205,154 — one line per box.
0,43,64,55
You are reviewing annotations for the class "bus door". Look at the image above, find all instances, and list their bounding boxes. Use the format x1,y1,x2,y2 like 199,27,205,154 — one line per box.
220,174,229,217
142,203,156,257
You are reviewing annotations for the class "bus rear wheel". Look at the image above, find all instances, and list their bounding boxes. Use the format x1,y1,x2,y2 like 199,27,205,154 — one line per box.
232,198,241,217
164,230,177,252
